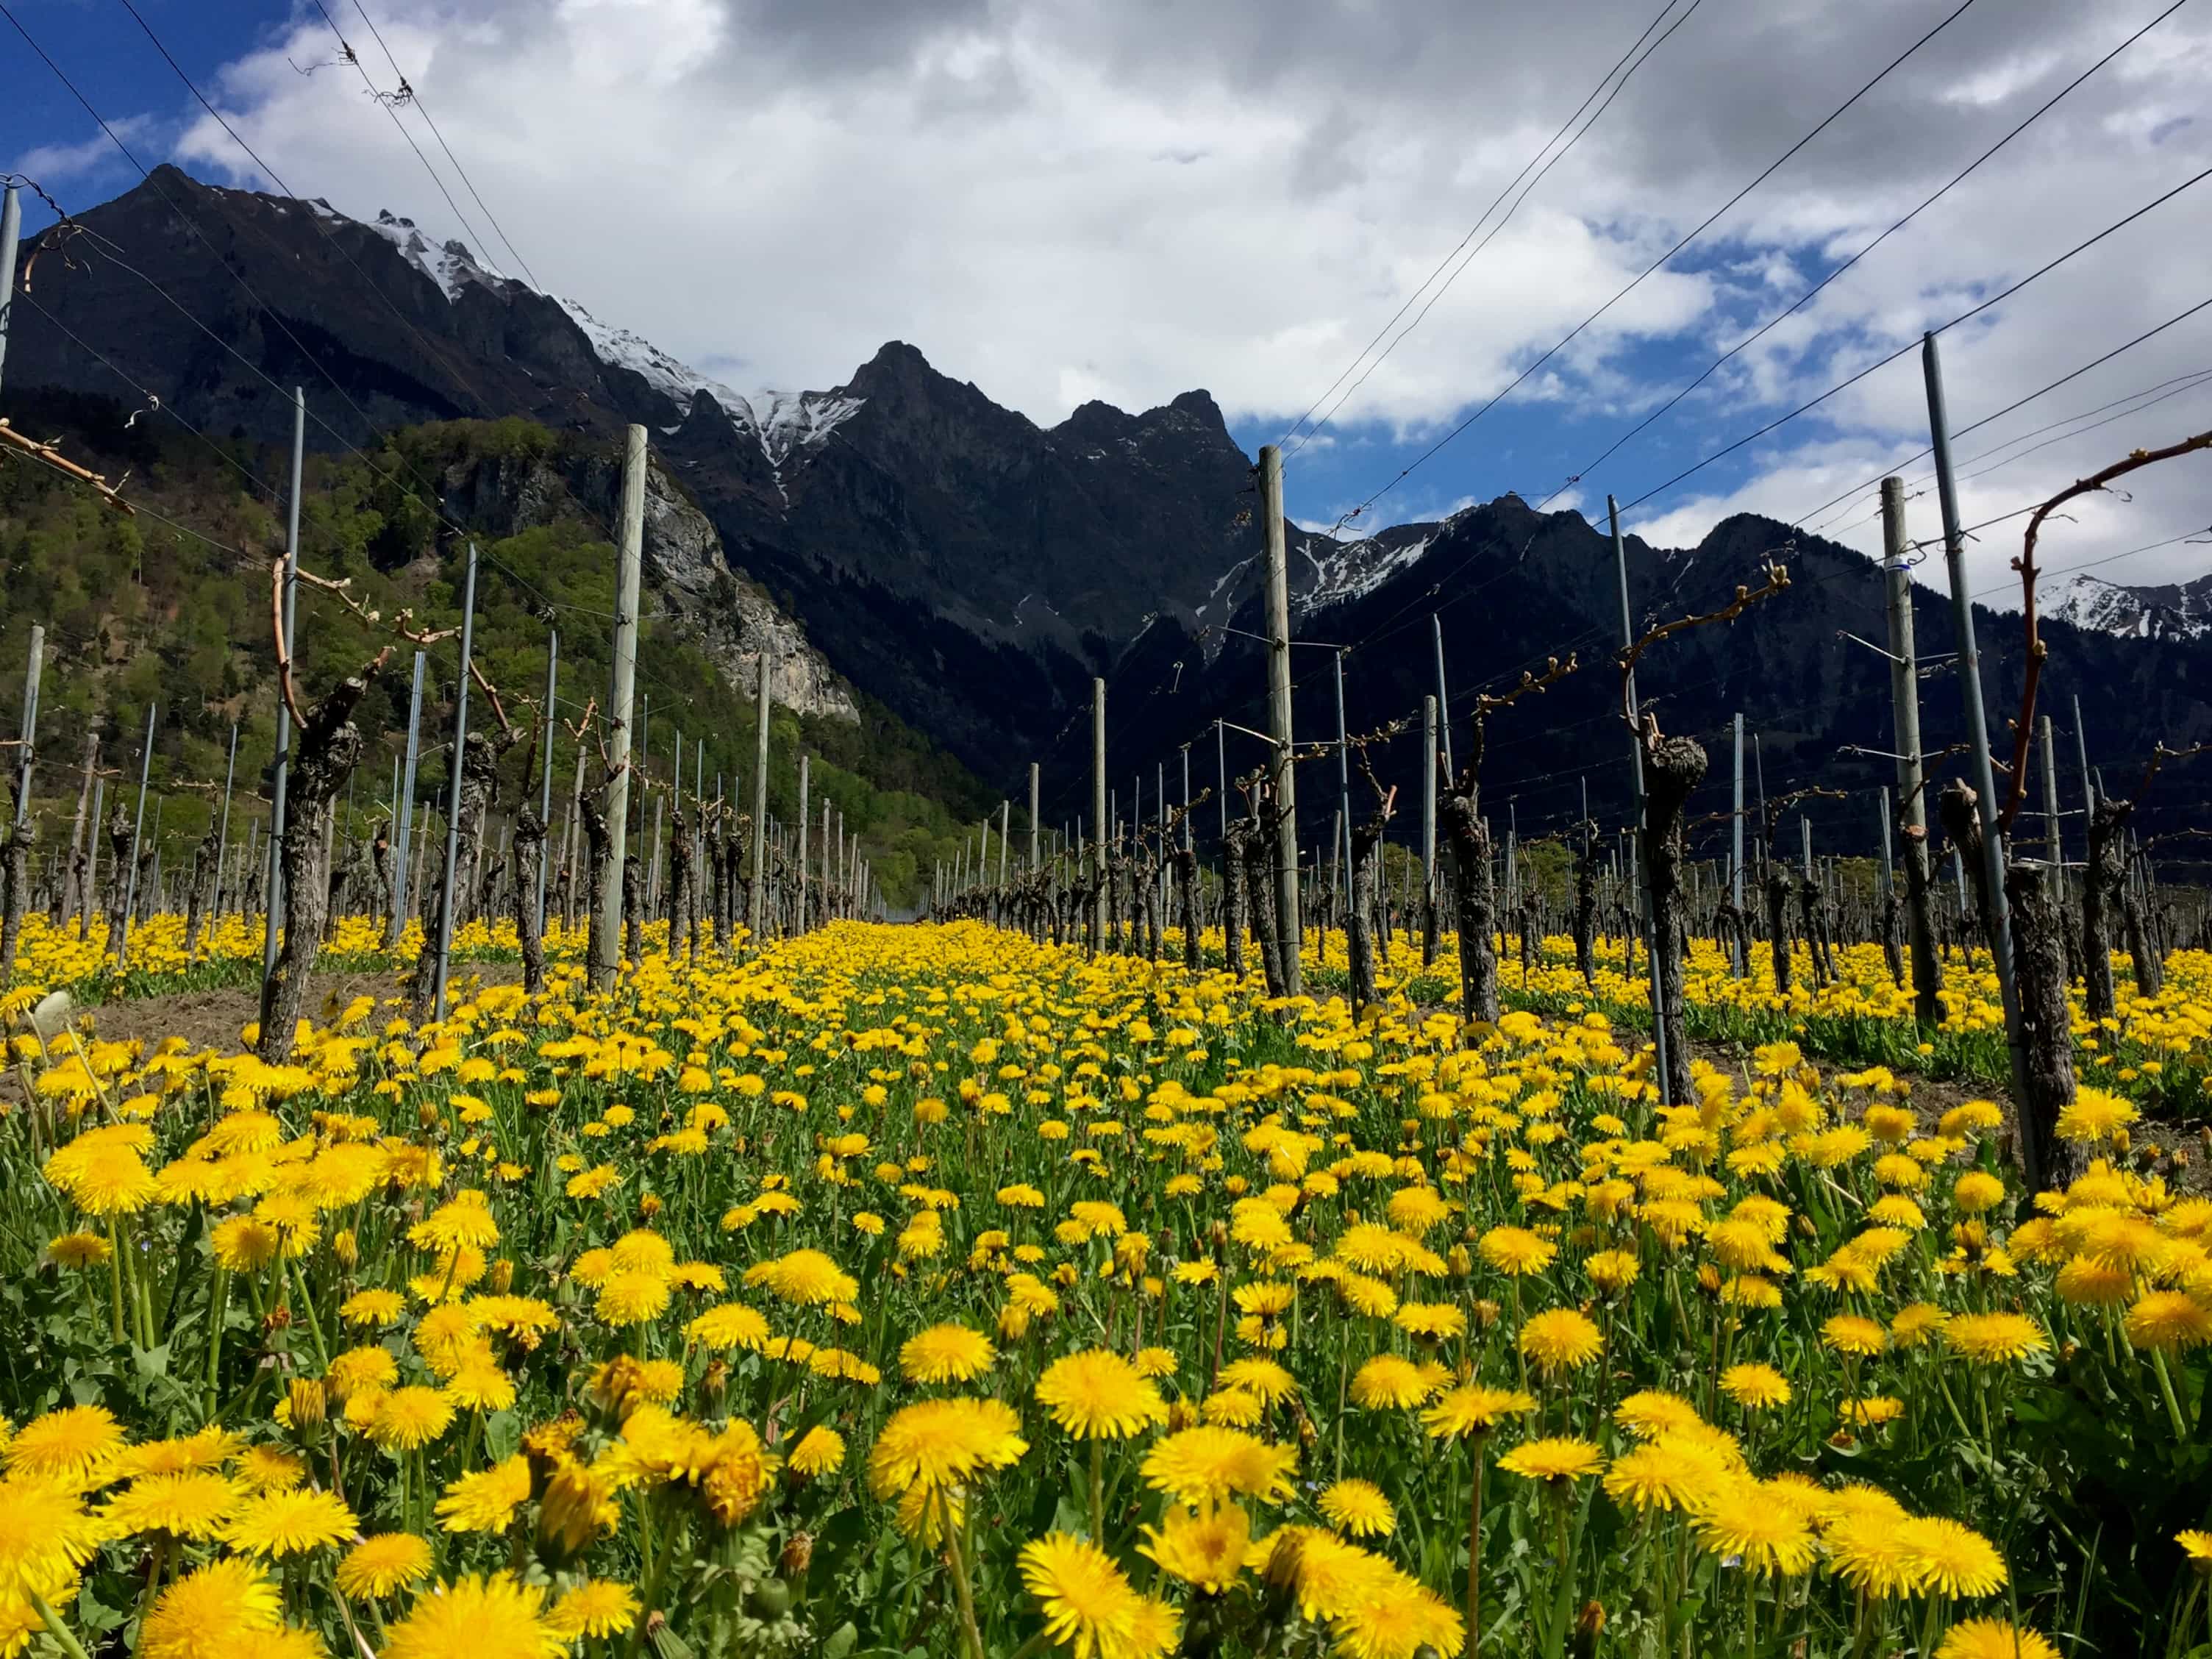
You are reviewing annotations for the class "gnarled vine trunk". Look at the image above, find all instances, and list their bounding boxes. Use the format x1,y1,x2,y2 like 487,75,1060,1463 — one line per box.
1442,788,1497,1026
408,729,505,1021
262,666,378,1059
1221,824,1252,982
2005,857,2080,1193
512,804,547,994
1640,732,1706,1109
2082,797,2128,1023
1901,823,1941,1024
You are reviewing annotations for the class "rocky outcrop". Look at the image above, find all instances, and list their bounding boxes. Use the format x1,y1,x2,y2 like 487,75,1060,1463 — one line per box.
436,446,857,721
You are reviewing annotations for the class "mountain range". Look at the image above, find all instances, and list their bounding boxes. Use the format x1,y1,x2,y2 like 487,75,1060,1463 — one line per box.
10,164,2212,852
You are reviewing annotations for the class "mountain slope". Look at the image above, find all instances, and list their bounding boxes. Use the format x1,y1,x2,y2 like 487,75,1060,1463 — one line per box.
12,164,2212,846
10,165,1271,779
1082,496,2212,849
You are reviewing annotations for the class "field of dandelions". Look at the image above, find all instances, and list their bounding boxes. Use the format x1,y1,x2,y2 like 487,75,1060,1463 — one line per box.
4,914,2212,1659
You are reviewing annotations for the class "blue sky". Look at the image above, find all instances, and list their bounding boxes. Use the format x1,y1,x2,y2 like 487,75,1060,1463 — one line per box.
7,0,2212,602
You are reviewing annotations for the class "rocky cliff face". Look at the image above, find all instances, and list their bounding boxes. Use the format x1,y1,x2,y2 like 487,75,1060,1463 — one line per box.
434,446,856,721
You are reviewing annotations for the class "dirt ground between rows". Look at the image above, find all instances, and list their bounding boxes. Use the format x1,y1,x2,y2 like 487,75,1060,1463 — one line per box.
1,965,529,1112
74,962,527,1055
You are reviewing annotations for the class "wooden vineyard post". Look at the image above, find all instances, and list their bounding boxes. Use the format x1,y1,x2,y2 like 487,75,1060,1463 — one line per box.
1259,446,1301,997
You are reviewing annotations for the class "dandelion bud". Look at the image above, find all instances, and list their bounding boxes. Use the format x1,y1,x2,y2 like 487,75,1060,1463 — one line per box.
1474,1298,1501,1329
1696,1263,1722,1297
1260,1529,1305,1602
488,1258,515,1294
1571,1600,1606,1659
589,1355,647,1420
522,1413,586,1486
702,1357,729,1403
1447,1245,1471,1278
1168,1399,1197,1431
288,1377,327,1428
538,1458,610,1566
779,1533,815,1577
332,1229,360,1269
640,1193,665,1219
418,1102,440,1130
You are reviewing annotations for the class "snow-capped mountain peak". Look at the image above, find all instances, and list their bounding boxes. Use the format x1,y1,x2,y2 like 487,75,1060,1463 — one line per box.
552,296,862,496
326,203,507,302
2048,570,2212,641
315,182,866,497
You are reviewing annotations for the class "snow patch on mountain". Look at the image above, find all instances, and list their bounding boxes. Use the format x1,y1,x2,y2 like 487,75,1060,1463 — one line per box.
558,296,752,418
302,188,866,494
1195,556,1254,623
750,389,866,468
357,208,506,302
553,299,863,503
1296,527,1437,615
2049,571,2212,641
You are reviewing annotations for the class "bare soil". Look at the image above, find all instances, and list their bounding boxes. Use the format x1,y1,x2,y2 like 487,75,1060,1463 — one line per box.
22,961,524,1063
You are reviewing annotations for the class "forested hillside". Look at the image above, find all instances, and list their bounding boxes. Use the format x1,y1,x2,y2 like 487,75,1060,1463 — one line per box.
0,393,997,906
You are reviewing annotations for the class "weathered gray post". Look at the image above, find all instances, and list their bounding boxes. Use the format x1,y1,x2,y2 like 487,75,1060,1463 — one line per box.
1215,719,1226,845
430,545,477,1021
535,629,557,938
117,703,155,968
2038,714,2063,897
261,388,304,989
1332,649,1351,919
595,424,646,988
210,721,238,924
1924,336,2035,1174
1260,446,1300,996
749,655,771,943
1730,713,1746,975
1433,615,1455,781
1610,496,1670,1104
1,621,40,979
796,753,810,933
389,653,425,948
1420,693,1438,964
0,182,18,393
1881,479,1939,1021
1091,677,1108,952
9,623,38,824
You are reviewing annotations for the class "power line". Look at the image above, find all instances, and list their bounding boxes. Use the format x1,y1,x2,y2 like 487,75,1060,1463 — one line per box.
1330,0,1985,532
1279,0,1702,460
339,0,543,290
10,4,724,738
1534,0,2191,513
94,4,735,738
13,287,282,502
1763,285,2212,535
302,0,503,282
1612,178,2212,523
1810,365,2212,536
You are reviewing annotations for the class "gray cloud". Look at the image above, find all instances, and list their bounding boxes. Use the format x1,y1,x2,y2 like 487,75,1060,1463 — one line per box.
151,0,2212,597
